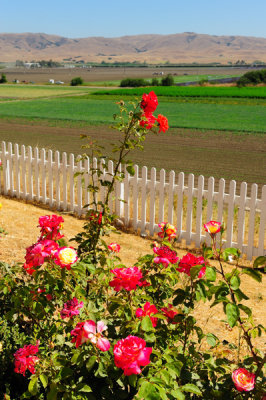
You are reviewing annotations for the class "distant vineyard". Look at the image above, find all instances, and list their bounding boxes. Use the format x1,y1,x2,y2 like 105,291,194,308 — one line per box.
94,86,266,99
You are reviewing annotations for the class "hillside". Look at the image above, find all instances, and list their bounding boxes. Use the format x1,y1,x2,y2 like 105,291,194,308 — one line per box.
0,32,265,63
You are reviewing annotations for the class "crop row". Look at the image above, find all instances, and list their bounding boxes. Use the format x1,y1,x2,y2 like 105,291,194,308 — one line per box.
94,86,266,99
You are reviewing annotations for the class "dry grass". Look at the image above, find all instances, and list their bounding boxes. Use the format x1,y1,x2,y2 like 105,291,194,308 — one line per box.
0,195,265,357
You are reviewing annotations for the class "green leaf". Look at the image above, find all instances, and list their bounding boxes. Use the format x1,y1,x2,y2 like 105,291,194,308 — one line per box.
226,303,240,327
40,374,48,389
141,315,154,332
59,366,73,380
181,383,202,395
166,361,183,377
86,356,97,372
238,304,252,317
230,275,240,290
205,266,216,282
234,288,249,301
126,165,135,176
206,333,217,347
190,265,202,280
243,268,262,283
253,256,266,269
171,389,185,400
128,374,137,387
222,247,240,261
173,289,186,305
78,384,92,393
138,381,158,400
28,376,38,396
47,383,58,400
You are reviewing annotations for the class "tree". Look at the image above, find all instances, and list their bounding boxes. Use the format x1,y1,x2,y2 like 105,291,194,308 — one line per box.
161,74,174,86
70,77,84,86
0,74,7,84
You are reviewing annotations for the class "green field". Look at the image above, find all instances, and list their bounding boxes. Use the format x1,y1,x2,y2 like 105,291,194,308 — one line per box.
95,86,266,98
0,97,265,133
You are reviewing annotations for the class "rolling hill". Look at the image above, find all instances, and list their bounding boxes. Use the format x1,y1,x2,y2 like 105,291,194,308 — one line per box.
0,32,265,63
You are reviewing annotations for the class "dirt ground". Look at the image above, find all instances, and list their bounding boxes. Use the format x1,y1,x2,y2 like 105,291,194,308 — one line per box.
0,118,265,196
0,196,265,358
3,66,250,84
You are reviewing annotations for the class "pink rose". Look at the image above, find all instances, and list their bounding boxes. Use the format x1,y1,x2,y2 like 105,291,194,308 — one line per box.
54,247,78,270
60,297,84,319
24,239,59,274
136,302,159,327
108,242,121,253
71,320,110,351
114,336,152,375
204,220,221,236
14,343,39,376
153,245,179,267
232,368,255,392
109,267,148,292
38,214,64,240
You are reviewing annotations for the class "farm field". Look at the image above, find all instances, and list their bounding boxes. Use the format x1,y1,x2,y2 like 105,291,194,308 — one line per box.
0,96,265,132
0,85,92,99
2,65,250,84
97,86,266,98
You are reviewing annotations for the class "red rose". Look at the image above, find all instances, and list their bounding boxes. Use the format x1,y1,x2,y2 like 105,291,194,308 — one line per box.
140,91,158,113
156,114,169,133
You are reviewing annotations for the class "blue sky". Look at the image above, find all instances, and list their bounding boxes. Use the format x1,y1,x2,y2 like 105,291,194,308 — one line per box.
2,0,266,38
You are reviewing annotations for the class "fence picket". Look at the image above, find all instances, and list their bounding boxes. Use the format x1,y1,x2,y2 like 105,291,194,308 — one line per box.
21,145,27,199
54,151,60,210
62,152,68,211
195,175,204,247
28,146,34,201
34,147,40,202
206,177,215,246
47,150,53,207
69,153,75,212
247,184,258,259
158,169,165,224
237,182,247,252
176,172,184,240
124,169,130,226
226,180,236,248
141,166,147,235
14,144,20,198
149,167,156,236
83,157,90,213
132,165,139,230
168,171,175,225
186,174,194,244
258,185,266,256
7,143,14,196
1,142,8,194
107,160,113,214
76,157,83,216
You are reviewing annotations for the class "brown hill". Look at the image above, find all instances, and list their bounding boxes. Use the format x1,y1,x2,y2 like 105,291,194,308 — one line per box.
0,32,265,63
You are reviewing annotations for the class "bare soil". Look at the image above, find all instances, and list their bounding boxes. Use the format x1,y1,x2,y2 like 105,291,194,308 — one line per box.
3,66,251,85
0,196,265,357
0,119,265,196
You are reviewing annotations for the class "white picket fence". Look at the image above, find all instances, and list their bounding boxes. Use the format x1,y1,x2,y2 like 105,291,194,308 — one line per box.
0,141,265,260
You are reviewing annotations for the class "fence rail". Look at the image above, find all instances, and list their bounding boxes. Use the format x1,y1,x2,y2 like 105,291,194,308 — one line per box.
1,141,265,260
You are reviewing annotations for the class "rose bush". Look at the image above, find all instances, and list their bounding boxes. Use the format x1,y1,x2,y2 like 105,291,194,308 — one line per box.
0,93,265,399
